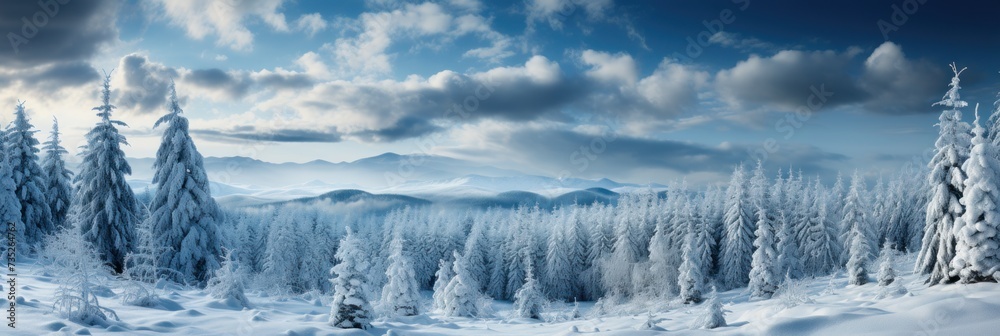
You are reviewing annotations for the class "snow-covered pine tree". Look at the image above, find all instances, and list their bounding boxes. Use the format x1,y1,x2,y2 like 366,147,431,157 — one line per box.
749,205,781,299
719,164,754,290
329,227,373,329
486,223,508,299
564,204,590,299
678,201,709,304
602,195,644,296
442,250,484,317
41,117,72,229
148,83,222,284
648,206,675,297
877,243,896,286
748,160,769,223
74,74,140,274
513,259,546,320
776,210,802,279
803,181,840,276
544,214,574,301
916,63,971,285
206,249,250,308
699,289,727,329
841,171,871,258
379,235,421,317
0,127,23,260
829,172,846,232
952,108,1000,283
300,211,337,293
506,207,534,299
8,102,53,246
263,208,304,294
463,214,490,292
432,257,455,311
846,223,872,286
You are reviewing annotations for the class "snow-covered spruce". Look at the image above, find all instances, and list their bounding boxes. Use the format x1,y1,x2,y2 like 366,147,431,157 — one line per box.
0,126,23,258
678,200,710,304
802,181,841,277
432,257,455,312
917,63,971,285
328,227,372,329
952,108,1000,283
8,102,54,247
719,164,754,290
41,117,73,229
513,260,546,320
379,235,421,317
847,223,872,286
698,289,727,329
749,205,781,299
442,250,486,317
877,243,897,286
74,74,140,274
148,83,222,284
206,249,250,308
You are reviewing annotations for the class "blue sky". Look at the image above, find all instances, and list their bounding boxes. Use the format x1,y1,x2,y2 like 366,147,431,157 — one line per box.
1,0,998,185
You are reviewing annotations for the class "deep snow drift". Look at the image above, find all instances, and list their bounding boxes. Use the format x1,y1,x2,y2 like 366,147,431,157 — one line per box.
7,253,999,335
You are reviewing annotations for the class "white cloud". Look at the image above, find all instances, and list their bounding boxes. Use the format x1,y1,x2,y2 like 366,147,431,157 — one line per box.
527,0,614,30
580,50,638,85
146,0,290,51
708,32,778,52
329,2,514,76
295,13,328,37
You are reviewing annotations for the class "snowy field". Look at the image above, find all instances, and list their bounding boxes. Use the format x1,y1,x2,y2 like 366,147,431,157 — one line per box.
7,253,999,336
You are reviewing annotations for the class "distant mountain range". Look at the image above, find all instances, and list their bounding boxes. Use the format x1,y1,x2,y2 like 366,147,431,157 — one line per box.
111,152,666,208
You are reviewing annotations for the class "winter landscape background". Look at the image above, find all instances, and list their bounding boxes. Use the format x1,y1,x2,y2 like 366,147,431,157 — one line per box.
3,0,1000,335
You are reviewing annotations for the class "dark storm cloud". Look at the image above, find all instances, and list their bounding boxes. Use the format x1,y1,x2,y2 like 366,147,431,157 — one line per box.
716,42,950,115
0,0,117,66
350,116,442,142
116,54,180,115
192,127,343,143
25,61,99,90
715,49,868,112
184,68,251,99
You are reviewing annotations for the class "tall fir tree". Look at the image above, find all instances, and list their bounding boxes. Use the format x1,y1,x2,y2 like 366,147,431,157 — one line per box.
379,235,421,317
442,250,484,317
329,227,372,330
513,260,546,320
846,224,872,286
41,117,72,229
952,109,1000,283
74,74,140,273
149,83,222,284
8,102,53,246
719,164,754,290
0,127,23,256
749,205,781,299
678,200,710,304
917,63,971,285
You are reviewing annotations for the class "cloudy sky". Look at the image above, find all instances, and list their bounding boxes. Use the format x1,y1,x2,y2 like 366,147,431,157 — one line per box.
1,0,998,185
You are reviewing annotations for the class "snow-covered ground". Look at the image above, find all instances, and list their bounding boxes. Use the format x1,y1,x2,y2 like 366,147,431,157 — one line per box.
6,253,999,335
